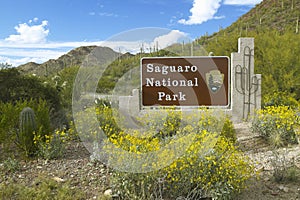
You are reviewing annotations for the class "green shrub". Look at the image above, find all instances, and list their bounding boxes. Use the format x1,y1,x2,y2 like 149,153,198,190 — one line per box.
0,102,20,152
196,111,237,143
251,105,299,147
263,91,299,108
0,176,86,200
221,116,237,143
0,99,52,157
0,157,20,173
0,68,64,127
33,129,67,160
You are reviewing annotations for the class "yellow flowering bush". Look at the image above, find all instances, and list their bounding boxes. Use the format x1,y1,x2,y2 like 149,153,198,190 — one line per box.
108,130,160,153
95,102,121,138
110,129,253,199
196,110,236,143
94,104,253,199
163,132,252,199
252,105,300,147
33,129,67,159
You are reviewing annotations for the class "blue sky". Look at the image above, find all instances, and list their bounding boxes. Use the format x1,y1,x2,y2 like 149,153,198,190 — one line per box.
0,0,262,66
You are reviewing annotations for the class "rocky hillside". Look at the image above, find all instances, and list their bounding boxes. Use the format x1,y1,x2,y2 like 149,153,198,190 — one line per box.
18,46,121,77
198,0,299,43
231,0,299,32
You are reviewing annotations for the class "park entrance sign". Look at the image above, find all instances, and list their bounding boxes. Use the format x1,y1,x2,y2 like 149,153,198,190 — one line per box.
141,57,229,107
118,38,261,122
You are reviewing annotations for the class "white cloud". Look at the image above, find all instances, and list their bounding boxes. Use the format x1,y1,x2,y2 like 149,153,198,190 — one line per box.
99,12,119,17
223,0,263,5
152,30,187,48
0,48,66,67
5,19,49,44
214,15,225,20
0,29,188,67
0,48,65,59
0,56,51,67
178,0,222,25
28,17,39,24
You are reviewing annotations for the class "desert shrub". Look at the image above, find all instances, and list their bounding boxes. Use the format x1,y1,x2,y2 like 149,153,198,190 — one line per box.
0,176,85,200
0,68,65,128
0,102,20,151
221,116,237,143
33,129,67,160
110,129,253,199
0,99,52,156
0,157,20,174
162,132,252,199
263,91,299,108
251,105,300,147
91,107,251,199
95,100,121,138
269,149,300,183
196,111,236,143
155,110,183,139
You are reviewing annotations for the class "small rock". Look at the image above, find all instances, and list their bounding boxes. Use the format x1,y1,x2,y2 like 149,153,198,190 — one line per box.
104,189,112,196
271,191,279,196
279,185,289,193
283,187,289,193
278,185,289,192
37,166,42,169
52,176,65,182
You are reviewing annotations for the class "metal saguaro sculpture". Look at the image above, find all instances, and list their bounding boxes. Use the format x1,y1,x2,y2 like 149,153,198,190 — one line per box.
235,46,259,120
231,38,261,122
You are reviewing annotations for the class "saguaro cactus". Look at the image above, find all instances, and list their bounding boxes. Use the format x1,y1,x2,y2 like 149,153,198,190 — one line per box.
18,107,37,156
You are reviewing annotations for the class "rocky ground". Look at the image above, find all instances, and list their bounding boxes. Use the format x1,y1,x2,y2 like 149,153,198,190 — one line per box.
1,123,300,199
0,141,109,199
234,123,300,200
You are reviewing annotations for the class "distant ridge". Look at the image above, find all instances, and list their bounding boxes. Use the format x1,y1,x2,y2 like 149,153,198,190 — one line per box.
18,46,121,77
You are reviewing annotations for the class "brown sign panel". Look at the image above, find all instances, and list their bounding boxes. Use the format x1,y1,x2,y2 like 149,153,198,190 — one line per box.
141,57,229,107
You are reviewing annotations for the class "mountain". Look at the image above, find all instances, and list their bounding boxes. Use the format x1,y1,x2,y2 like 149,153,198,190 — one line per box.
227,0,299,33
197,0,299,44
18,46,121,77
195,0,300,103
